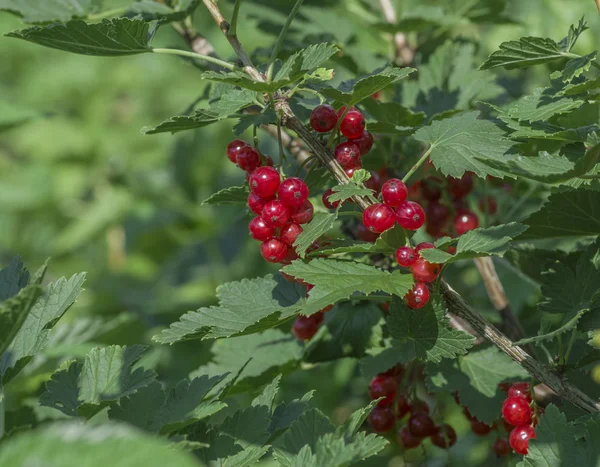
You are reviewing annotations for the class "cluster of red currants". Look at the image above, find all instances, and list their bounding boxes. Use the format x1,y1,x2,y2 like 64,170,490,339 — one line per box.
226,139,314,264
395,241,442,309
366,367,457,450
501,382,538,455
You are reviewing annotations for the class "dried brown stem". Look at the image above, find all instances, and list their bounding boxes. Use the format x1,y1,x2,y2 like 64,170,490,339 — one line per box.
200,0,600,414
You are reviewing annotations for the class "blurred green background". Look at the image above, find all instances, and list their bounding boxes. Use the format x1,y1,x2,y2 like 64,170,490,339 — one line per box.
0,0,599,465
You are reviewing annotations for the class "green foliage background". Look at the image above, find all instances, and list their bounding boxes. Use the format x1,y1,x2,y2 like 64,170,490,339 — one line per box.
0,0,599,465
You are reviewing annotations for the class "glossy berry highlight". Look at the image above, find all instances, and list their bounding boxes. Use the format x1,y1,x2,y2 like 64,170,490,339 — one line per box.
411,258,441,283
278,177,309,208
260,239,288,263
509,425,536,455
454,210,479,235
249,217,274,241
502,396,533,426
261,200,290,228
405,282,430,309
226,139,249,164
396,201,426,230
363,203,396,233
249,166,281,198
334,141,361,168
381,178,408,208
339,110,365,139
395,246,417,268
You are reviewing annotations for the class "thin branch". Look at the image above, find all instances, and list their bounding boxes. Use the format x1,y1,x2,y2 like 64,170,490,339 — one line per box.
379,0,414,66
201,0,600,414
229,0,243,37
596,0,600,14
152,48,238,70
267,0,305,81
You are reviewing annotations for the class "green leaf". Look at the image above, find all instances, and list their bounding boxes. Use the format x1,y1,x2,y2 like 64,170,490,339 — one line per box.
518,405,585,467
337,400,380,439
294,212,338,258
420,223,528,264
126,0,200,22
1,273,86,384
154,274,306,343
304,302,383,362
0,285,43,358
220,404,271,448
520,189,600,240
252,374,281,411
315,224,411,256
479,36,570,70
560,17,589,53
387,296,475,363
283,259,414,316
413,111,516,178
6,18,154,56
328,169,374,203
268,391,314,440
0,422,203,467
320,67,415,106
360,343,409,379
233,109,277,136
274,408,335,457
361,101,425,135
0,0,97,23
109,374,228,433
503,87,585,122
202,185,249,206
561,52,597,82
0,258,30,302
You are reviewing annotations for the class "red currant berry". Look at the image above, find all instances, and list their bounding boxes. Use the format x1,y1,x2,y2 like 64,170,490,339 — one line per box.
395,246,417,267
226,139,249,164
340,110,365,139
363,203,396,233
408,413,436,438
415,242,435,255
279,223,303,246
290,199,314,224
479,196,497,215
249,216,275,241
509,425,536,455
368,406,396,433
260,238,288,263
261,200,291,228
411,400,430,414
448,173,474,199
356,224,379,242
397,394,411,419
369,375,398,407
344,162,363,179
411,258,441,283
431,424,457,449
334,141,361,168
349,130,374,155
502,397,533,426
261,154,274,166
396,201,426,230
337,106,357,118
322,188,340,210
494,437,511,457
421,177,442,202
280,248,299,266
398,427,422,449
405,282,430,309
278,177,309,208
249,166,281,198
236,146,261,172
471,419,492,436
365,171,384,194
292,314,322,340
454,210,479,235
381,178,408,208
310,104,338,132
248,193,275,215
508,383,532,402
426,202,450,227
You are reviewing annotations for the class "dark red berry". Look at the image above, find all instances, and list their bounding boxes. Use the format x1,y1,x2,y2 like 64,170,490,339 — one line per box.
395,246,417,267
249,166,281,198
249,217,275,241
426,202,450,227
278,177,309,208
381,178,408,208
364,171,384,194
261,154,274,166
398,426,422,449
363,203,396,233
405,282,430,309
396,201,426,230
448,173,474,199
502,397,533,426
415,242,435,256
261,200,291,228
369,375,398,407
397,394,411,419
337,106,357,118
344,162,363,178
471,419,492,436
226,139,249,164
421,177,442,202
260,239,288,263
356,224,379,242
494,437,511,457
411,258,441,283
431,424,457,449
411,400,430,414
508,383,532,402
454,210,479,235
340,110,365,139
479,196,498,215
408,413,436,438
322,188,340,209
334,141,361,168
248,193,275,215
368,406,396,433
279,223,303,246
236,146,261,171
349,130,374,155
292,314,322,340
280,248,299,265
290,199,314,224
509,425,535,455
310,104,338,132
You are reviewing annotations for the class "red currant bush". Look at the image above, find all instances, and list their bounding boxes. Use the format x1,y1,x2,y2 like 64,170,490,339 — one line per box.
349,130,374,155
494,437,511,457
408,413,436,437
398,427,421,449
292,313,324,341
411,258,441,283
279,223,303,246
236,146,261,172
322,188,340,210
290,199,314,224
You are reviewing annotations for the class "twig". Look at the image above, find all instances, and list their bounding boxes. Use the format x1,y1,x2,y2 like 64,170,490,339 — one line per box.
200,0,600,414
379,0,414,65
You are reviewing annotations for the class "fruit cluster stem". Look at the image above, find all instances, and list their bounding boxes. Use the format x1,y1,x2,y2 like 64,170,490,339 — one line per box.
200,0,600,415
